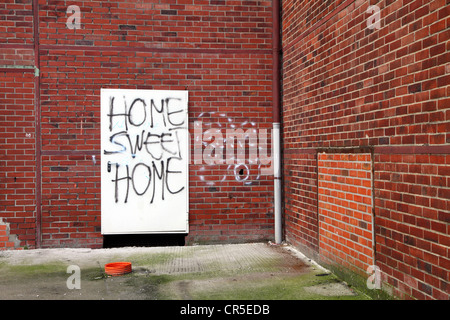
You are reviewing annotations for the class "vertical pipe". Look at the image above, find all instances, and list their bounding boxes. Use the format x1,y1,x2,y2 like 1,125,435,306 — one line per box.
33,0,41,248
273,123,282,244
272,0,280,124
272,0,282,244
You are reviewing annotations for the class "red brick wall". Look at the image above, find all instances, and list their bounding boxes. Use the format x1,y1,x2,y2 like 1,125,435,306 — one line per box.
3,0,449,301
1,1,275,248
318,153,374,275
0,0,34,45
374,152,449,299
283,0,449,299
0,0,37,249
0,71,36,248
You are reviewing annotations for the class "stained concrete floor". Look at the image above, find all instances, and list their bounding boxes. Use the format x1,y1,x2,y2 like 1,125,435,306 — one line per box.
0,242,371,301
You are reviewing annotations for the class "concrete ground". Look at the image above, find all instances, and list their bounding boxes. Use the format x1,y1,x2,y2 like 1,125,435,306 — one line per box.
0,242,371,300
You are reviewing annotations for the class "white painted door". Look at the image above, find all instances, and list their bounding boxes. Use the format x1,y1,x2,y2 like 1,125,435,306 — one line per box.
100,89,189,234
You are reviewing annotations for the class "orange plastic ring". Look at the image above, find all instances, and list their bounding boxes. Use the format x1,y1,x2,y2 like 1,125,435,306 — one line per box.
105,262,132,276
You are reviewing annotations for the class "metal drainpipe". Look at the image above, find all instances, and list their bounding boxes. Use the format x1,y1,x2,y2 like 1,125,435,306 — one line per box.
272,0,282,244
33,0,42,248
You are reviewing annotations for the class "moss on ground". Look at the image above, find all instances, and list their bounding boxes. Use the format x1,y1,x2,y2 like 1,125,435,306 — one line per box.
0,245,378,300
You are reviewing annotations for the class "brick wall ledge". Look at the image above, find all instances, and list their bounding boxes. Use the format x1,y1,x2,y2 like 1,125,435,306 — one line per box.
285,145,450,154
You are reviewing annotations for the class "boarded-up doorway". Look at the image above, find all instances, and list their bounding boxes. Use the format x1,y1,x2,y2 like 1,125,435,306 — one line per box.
318,152,374,274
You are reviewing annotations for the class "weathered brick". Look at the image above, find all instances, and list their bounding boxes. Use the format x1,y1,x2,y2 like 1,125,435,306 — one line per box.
1,0,275,251
283,0,449,300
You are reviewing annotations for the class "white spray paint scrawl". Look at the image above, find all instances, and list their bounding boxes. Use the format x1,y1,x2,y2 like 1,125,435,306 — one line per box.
193,112,273,185
100,89,189,235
